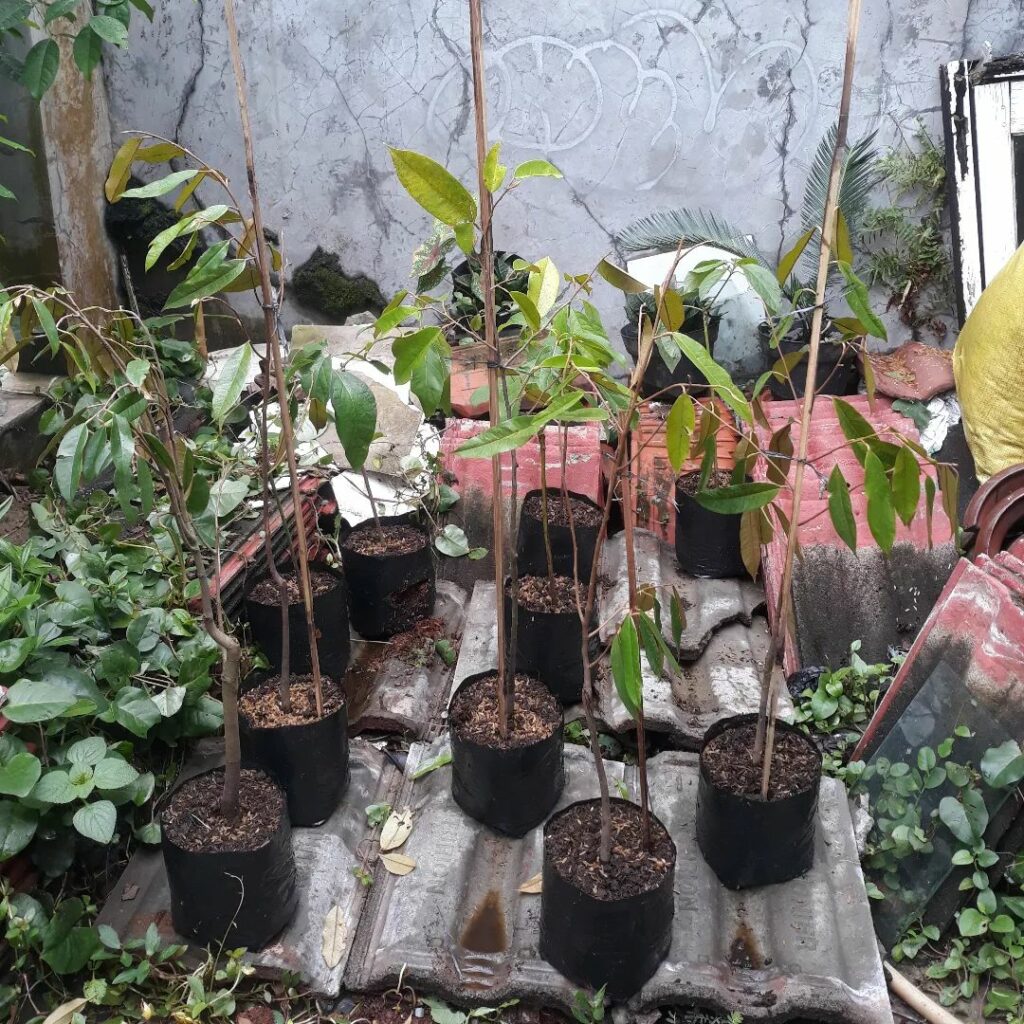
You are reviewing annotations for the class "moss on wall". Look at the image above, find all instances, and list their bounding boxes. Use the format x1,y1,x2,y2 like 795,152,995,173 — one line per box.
291,246,385,322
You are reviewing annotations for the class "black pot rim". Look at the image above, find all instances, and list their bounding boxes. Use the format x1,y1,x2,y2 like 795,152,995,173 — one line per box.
342,516,430,557
160,765,288,858
521,487,602,520
238,674,347,737
244,560,346,609
506,575,584,622
543,796,678,894
700,712,822,802
448,670,563,754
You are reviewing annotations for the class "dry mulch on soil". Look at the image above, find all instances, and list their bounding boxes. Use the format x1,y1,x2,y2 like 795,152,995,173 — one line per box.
239,675,344,727
677,468,732,495
515,574,580,614
523,492,601,528
249,568,339,604
344,524,426,557
450,673,560,750
545,799,675,901
701,721,821,800
388,616,457,668
162,768,285,854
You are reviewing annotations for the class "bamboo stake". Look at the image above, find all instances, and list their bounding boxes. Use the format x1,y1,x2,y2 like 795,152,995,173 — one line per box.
754,0,864,796
223,0,324,716
885,965,965,1024
468,0,510,736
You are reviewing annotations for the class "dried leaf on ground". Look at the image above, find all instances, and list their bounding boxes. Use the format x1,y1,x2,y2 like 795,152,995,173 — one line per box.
321,905,348,968
379,807,414,852
380,851,417,876
518,872,542,894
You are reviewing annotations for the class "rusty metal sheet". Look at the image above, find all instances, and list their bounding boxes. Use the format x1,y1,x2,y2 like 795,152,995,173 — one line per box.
346,581,467,737
344,740,891,1024
97,739,396,996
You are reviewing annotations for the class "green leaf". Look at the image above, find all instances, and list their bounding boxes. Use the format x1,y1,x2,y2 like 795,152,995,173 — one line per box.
0,636,36,673
392,326,443,384
32,770,76,804
119,169,198,199
695,481,778,515
864,449,896,551
665,393,695,474
453,221,474,255
0,752,40,797
510,290,540,332
410,748,452,780
67,736,106,766
776,228,816,284
527,256,559,317
939,796,978,844
673,333,752,423
73,800,116,844
388,148,476,226
145,205,229,270
827,465,858,551
124,357,149,388
832,396,875,444
597,259,647,294
165,239,246,309
331,370,377,469
838,261,887,340
981,740,1024,789
434,524,470,557
152,685,186,717
484,142,506,193
210,342,254,424
108,688,161,737
737,261,782,316
610,615,643,720
513,159,562,179
87,13,128,45
92,758,139,790
72,24,104,79
892,446,921,527
0,800,37,858
44,0,80,23
20,39,59,100
3,679,76,723
410,343,449,416
454,394,582,459
957,907,988,937
31,297,59,354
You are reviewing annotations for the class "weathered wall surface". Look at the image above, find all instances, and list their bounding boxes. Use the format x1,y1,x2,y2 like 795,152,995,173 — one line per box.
103,0,1024,346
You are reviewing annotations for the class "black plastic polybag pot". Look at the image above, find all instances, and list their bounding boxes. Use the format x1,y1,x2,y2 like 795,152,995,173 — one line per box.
759,323,860,399
622,316,720,399
239,675,349,827
516,488,602,581
696,713,822,889
674,478,744,578
161,769,297,948
341,516,435,639
245,563,350,681
504,582,593,706
539,798,676,1000
449,671,564,837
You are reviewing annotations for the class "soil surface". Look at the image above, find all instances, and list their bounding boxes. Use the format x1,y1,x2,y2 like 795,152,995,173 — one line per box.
702,721,821,800
345,992,415,1024
344,524,426,557
677,469,732,495
239,675,344,727
523,492,601,529
515,574,580,614
450,673,560,750
0,478,40,545
249,568,339,605
388,616,457,668
545,799,675,901
162,768,285,854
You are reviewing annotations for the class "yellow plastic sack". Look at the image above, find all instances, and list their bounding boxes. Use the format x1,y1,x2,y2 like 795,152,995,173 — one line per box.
954,241,1024,481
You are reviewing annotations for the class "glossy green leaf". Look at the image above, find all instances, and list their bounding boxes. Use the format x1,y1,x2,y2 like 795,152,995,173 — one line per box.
484,142,506,193
3,679,76,724
20,39,59,100
388,148,476,226
776,227,816,284
610,614,642,720
87,14,128,45
0,801,37,858
826,465,858,551
981,740,1024,789
673,333,752,423
92,758,139,790
164,239,246,309
892,446,921,527
72,24,103,79
838,261,887,340
694,481,778,515
513,159,562,179
331,369,377,469
0,752,40,798
392,326,442,384
863,449,896,551
119,169,197,199
665,393,695,473
145,205,229,270
210,341,253,424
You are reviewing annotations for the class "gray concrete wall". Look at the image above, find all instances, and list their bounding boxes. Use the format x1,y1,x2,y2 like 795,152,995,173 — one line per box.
103,0,1024,353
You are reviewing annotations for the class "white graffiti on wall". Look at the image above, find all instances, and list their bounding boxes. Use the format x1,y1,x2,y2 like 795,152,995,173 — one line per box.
427,9,818,190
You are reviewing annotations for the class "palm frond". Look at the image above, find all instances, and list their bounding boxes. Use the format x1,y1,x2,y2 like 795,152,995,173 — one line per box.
801,123,882,234
618,207,769,267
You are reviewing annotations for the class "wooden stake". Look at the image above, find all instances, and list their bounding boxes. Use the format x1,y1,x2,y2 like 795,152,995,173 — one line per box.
755,0,864,795
223,0,324,716
468,0,510,736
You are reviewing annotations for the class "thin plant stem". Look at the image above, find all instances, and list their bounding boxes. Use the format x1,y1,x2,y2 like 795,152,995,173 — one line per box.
501,370,521,705
223,0,323,716
754,0,865,797
361,466,383,532
468,0,509,736
538,430,555,581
